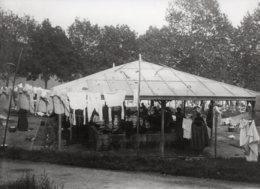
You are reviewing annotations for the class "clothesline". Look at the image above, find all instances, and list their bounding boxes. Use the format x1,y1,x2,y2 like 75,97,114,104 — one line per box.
0,83,129,126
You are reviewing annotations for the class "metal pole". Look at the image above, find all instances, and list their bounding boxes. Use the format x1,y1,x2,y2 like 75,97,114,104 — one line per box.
58,114,62,150
161,100,166,158
136,54,141,154
213,106,217,158
2,48,23,150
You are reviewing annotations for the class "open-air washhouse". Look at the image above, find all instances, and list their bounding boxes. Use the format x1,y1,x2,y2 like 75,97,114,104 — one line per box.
1,59,259,159
47,59,259,159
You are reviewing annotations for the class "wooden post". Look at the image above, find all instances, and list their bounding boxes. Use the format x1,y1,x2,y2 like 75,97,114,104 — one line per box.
161,100,166,158
58,114,62,151
136,54,141,153
2,49,23,150
213,107,217,158
183,100,186,115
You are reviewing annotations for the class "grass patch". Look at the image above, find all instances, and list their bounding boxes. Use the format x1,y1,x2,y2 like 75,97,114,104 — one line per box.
0,148,260,183
0,171,63,189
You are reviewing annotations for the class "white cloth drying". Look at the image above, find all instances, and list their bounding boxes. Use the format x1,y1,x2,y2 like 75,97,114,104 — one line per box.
182,118,192,139
87,92,103,122
240,120,260,162
67,92,87,125
104,90,126,121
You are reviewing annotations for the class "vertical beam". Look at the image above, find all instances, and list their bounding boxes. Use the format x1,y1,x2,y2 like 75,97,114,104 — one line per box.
161,100,166,158
2,49,23,150
58,114,62,151
136,54,141,153
213,106,217,158
183,100,186,115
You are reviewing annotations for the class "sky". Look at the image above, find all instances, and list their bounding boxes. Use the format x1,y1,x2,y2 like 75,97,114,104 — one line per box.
1,0,260,35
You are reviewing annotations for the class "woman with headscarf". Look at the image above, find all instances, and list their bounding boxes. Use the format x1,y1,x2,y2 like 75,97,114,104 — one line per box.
191,111,209,153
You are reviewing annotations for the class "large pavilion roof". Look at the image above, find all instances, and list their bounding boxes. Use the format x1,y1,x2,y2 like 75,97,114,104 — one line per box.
52,60,259,100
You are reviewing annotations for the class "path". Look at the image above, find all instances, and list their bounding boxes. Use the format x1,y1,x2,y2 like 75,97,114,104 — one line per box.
0,159,260,189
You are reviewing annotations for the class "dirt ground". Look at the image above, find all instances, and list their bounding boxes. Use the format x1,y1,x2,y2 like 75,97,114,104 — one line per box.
1,159,260,189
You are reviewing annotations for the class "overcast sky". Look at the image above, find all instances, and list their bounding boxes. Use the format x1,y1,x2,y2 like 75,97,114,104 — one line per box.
1,0,260,35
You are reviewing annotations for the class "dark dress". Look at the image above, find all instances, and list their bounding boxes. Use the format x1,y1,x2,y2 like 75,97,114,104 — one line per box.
191,116,209,152
17,109,28,131
206,104,213,129
175,111,184,140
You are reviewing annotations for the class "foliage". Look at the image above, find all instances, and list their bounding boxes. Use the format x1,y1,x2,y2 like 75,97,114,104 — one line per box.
26,19,79,88
68,19,138,75
0,9,37,85
233,5,260,90
164,0,236,82
0,171,63,189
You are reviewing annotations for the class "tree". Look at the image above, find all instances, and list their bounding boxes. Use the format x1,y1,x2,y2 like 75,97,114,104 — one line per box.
138,26,182,67
68,20,138,75
27,19,79,88
67,18,101,75
233,5,260,91
98,25,138,69
166,0,236,82
0,9,37,85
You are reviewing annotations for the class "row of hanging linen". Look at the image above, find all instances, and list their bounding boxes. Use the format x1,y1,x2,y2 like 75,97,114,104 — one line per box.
5,83,127,126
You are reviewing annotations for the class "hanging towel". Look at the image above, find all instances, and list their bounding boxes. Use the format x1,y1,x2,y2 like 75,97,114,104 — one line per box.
182,118,192,139
46,96,54,115
18,92,30,111
28,90,35,114
240,120,260,162
67,92,87,125
60,94,70,117
87,92,103,122
53,95,65,115
104,90,126,119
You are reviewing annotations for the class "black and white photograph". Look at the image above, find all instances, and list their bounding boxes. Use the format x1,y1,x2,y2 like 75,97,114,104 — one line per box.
1,0,260,188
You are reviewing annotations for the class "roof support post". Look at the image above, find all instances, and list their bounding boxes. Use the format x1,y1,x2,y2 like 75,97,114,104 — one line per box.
213,106,217,158
160,100,166,158
58,114,62,151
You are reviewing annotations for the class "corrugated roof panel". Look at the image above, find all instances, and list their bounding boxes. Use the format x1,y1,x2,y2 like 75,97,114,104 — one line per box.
122,69,139,81
221,84,252,97
158,69,181,81
202,82,231,96
167,82,195,96
52,60,259,100
173,70,198,81
141,70,161,81
185,81,214,96
146,81,174,96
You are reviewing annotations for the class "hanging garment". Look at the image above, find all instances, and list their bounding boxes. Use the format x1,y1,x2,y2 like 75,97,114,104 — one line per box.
46,96,54,115
28,90,35,114
60,94,70,117
53,95,65,115
182,118,192,139
17,109,28,131
87,92,103,122
17,92,30,111
104,90,126,120
35,89,42,112
0,92,10,116
67,92,87,125
37,98,47,113
240,120,260,162
103,103,109,124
